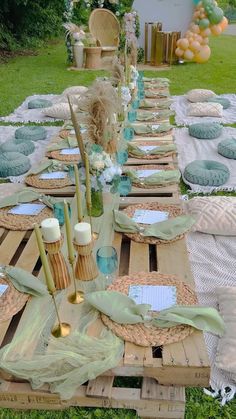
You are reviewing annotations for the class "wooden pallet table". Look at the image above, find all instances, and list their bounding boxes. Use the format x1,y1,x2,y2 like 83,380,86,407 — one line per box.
0,197,210,418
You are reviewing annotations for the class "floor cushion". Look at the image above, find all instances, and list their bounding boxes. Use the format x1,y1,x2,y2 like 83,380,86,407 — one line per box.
207,97,231,110
0,152,31,177
188,122,223,139
15,126,47,142
0,138,35,156
187,102,223,117
218,138,236,160
186,89,216,103
184,160,230,186
28,99,53,109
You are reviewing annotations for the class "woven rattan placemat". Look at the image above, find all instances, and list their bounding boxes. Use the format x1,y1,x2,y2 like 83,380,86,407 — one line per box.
101,271,197,347
0,275,29,321
123,202,183,245
25,174,73,189
0,200,53,231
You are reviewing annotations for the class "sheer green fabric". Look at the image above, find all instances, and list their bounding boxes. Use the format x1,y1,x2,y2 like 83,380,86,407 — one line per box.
4,266,48,296
0,188,56,209
85,290,225,336
128,143,176,157
113,210,196,240
131,123,172,135
47,137,78,152
125,169,180,186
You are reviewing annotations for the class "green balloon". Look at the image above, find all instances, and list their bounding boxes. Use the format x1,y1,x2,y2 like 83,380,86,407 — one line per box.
208,7,224,24
199,18,210,29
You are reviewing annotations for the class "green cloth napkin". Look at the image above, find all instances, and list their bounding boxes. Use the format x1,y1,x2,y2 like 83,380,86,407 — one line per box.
136,110,173,121
145,91,170,99
0,188,56,209
28,160,70,175
85,290,225,336
139,99,172,110
143,77,170,83
131,123,172,136
125,169,180,186
144,82,169,89
113,209,196,240
47,137,78,152
4,266,48,297
128,143,176,157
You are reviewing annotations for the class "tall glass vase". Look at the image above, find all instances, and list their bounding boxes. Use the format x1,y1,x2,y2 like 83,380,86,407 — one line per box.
90,188,104,217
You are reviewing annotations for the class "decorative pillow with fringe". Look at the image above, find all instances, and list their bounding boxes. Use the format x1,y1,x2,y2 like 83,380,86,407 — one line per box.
186,89,216,103
42,103,78,120
62,86,88,96
187,102,223,118
183,196,236,235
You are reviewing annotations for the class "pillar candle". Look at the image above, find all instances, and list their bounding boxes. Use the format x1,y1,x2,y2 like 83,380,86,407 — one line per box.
41,218,61,242
84,153,91,209
74,164,83,222
34,224,56,294
63,200,75,264
74,222,91,245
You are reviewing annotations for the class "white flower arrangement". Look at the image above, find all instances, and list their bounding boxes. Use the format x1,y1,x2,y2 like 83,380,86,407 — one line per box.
121,86,131,107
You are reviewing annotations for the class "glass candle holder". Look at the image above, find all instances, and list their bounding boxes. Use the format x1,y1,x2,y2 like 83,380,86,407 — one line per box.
138,71,144,80
131,99,140,110
123,127,134,142
53,202,71,226
116,150,129,165
118,175,132,196
127,109,137,123
96,246,118,280
138,90,145,100
137,80,144,89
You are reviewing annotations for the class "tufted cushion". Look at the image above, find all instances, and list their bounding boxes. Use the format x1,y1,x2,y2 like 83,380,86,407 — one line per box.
189,122,223,139
28,99,53,109
184,196,236,235
15,126,47,142
207,97,231,110
187,102,223,117
0,152,31,177
57,94,81,105
62,86,88,96
218,138,236,160
42,103,77,119
186,89,216,103
184,160,230,186
0,138,35,156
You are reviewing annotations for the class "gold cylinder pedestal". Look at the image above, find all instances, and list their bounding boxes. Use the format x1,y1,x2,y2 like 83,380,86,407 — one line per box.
44,236,71,290
74,241,98,281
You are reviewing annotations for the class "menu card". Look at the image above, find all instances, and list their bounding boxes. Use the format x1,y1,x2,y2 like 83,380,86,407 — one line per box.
136,169,162,178
129,285,177,311
8,203,46,216
39,171,67,180
132,209,169,224
0,284,8,297
60,148,80,155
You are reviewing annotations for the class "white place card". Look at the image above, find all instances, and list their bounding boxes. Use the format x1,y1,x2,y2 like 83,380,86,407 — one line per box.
0,284,8,297
152,112,159,117
129,285,177,311
151,124,160,130
60,148,80,155
132,209,169,224
80,127,87,134
139,146,160,152
39,171,67,180
136,169,162,178
8,203,46,216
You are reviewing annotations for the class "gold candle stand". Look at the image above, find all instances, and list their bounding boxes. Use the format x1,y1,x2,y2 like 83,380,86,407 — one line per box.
50,292,71,338
67,258,85,304
74,241,98,281
44,236,71,290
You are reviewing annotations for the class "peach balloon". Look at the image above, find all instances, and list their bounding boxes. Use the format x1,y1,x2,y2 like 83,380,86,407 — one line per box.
220,16,228,31
200,28,211,37
175,47,184,57
195,34,203,43
179,38,189,50
195,45,211,63
211,25,222,36
176,39,181,47
202,37,209,45
192,24,200,34
184,49,194,60
189,40,201,52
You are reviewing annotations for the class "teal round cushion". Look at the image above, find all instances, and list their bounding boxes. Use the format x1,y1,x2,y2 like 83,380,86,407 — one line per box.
0,138,35,156
189,122,223,140
15,126,47,142
207,97,231,110
184,160,230,186
28,99,53,109
218,138,236,160
0,152,31,177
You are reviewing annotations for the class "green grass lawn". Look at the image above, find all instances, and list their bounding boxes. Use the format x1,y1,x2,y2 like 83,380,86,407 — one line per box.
1,35,236,418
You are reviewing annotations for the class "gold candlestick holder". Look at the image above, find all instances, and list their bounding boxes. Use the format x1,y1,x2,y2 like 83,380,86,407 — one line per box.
67,257,85,304
44,236,71,290
74,241,98,281
50,292,71,338
88,204,99,241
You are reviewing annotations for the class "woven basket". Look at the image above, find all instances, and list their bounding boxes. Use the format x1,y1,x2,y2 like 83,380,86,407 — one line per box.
0,200,53,231
0,275,28,322
128,164,176,189
123,202,184,245
25,174,73,189
101,271,197,347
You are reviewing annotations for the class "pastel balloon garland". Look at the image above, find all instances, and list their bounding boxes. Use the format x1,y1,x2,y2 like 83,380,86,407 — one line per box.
175,0,228,63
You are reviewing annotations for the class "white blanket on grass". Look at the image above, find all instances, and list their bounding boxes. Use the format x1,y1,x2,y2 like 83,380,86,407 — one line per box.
171,94,236,126
174,127,236,193
187,232,236,403
0,125,60,183
0,94,60,123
